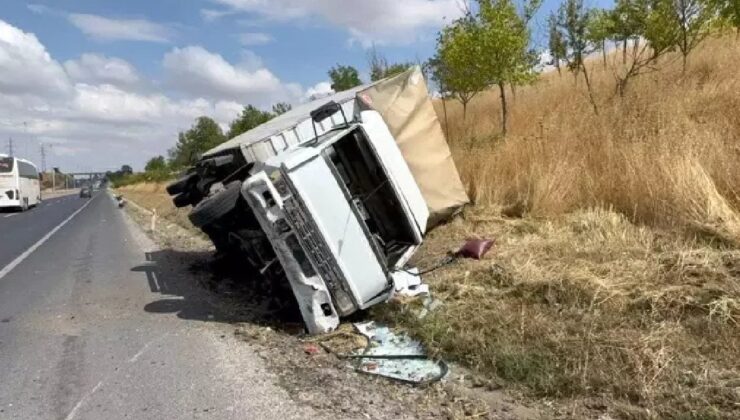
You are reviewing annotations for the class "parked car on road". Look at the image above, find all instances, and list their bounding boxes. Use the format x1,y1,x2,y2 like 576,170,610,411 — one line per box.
79,186,92,198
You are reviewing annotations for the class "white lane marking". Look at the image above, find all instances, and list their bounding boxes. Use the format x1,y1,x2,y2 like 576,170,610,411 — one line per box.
3,213,18,218
64,381,103,420
0,196,95,280
63,332,173,420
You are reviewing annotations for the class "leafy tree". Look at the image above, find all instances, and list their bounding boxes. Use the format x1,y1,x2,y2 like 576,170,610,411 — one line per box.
271,102,292,116
424,55,452,138
144,156,167,172
228,105,274,138
606,0,684,96
328,64,362,91
437,0,538,134
714,0,740,35
436,14,487,120
169,117,226,169
548,13,567,75
367,47,413,81
553,0,600,114
670,0,717,71
121,165,133,175
478,0,540,134
587,9,614,67
611,0,646,64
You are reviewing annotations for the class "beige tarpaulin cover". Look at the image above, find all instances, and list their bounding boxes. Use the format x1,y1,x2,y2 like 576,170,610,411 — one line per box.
357,67,469,227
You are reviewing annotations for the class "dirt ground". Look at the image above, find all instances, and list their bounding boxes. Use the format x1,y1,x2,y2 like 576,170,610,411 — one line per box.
118,192,550,420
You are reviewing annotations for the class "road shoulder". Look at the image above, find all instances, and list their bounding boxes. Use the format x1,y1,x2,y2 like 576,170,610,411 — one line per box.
118,192,544,420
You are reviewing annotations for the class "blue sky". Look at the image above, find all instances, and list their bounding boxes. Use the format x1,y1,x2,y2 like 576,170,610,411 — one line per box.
0,0,611,171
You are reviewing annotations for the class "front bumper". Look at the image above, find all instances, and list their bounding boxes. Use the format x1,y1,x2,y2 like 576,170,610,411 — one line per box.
0,190,20,208
241,172,342,334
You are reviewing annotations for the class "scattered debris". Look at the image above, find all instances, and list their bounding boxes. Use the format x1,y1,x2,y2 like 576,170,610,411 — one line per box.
456,238,495,260
303,343,321,356
350,322,448,386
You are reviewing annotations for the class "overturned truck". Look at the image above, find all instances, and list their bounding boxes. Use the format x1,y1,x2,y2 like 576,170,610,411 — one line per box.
167,67,469,333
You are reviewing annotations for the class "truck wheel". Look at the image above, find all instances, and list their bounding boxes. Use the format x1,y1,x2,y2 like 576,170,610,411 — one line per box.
166,173,197,196
172,192,193,208
188,181,242,228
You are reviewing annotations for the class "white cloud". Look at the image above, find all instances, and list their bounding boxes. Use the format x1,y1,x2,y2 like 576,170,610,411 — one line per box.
0,20,243,170
200,9,238,22
64,54,141,88
238,32,273,46
0,19,314,171
303,81,333,101
0,20,71,97
68,13,174,43
208,0,466,45
162,46,297,105
27,4,53,15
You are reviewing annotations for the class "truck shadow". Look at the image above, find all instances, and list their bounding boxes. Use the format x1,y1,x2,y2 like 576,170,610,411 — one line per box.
131,249,306,334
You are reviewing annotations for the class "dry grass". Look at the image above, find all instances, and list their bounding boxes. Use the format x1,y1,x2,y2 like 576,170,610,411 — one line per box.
376,36,740,418
439,36,740,244
116,182,193,230
380,207,740,417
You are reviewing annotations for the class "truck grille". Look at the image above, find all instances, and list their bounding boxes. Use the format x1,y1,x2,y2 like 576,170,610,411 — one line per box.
279,180,349,302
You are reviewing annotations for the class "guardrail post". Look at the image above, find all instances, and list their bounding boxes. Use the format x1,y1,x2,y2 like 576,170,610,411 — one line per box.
151,208,157,232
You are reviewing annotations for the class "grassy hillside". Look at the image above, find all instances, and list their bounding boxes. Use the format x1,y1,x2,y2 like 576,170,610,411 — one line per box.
441,36,740,244
382,36,740,418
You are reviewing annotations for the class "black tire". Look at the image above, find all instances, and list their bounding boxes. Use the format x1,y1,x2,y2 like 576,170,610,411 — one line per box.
166,173,197,196
172,192,193,208
188,181,243,228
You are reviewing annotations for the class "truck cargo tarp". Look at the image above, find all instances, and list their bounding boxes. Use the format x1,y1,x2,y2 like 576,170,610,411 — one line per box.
357,67,469,227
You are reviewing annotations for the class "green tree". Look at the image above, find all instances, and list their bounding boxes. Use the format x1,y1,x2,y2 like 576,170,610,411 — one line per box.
144,156,167,172
271,102,292,115
553,0,600,114
169,117,226,169
367,47,414,81
548,13,567,75
424,55,452,138
437,13,487,121
611,0,653,64
606,0,683,95
715,0,740,35
670,0,717,71
228,105,274,138
328,64,362,91
587,9,614,67
478,0,539,134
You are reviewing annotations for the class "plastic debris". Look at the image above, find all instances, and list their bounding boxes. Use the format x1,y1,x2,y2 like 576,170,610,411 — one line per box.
456,238,494,260
392,268,430,297
303,343,320,356
350,321,448,385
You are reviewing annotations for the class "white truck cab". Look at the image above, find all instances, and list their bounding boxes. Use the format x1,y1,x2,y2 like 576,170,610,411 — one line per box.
242,110,429,333
166,67,468,334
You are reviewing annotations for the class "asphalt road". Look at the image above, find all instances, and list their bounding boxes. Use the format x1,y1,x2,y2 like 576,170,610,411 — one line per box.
0,191,320,420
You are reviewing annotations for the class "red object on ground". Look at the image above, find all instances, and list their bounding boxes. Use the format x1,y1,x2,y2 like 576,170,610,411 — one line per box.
304,344,320,356
456,238,495,260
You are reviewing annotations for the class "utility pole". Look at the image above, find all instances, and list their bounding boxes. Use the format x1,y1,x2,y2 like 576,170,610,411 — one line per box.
7,137,13,156
40,143,47,172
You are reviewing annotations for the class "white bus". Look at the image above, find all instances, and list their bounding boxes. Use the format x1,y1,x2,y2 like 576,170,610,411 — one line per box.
0,155,41,211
